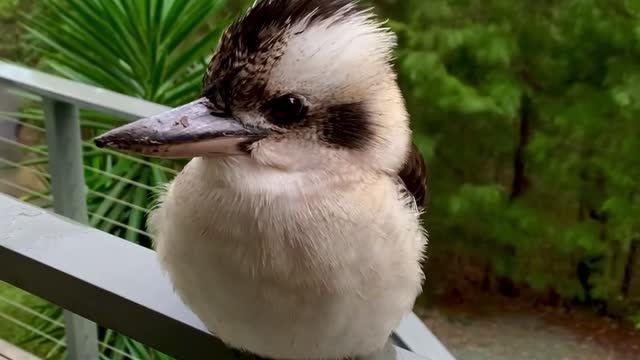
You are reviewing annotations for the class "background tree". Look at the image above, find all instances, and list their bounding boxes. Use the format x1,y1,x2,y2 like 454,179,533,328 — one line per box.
379,0,640,314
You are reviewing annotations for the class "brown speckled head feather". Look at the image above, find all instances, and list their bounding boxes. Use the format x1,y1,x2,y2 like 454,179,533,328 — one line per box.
202,0,368,106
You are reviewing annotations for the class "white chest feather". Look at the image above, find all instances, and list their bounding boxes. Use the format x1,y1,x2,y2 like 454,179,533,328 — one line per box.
149,158,427,360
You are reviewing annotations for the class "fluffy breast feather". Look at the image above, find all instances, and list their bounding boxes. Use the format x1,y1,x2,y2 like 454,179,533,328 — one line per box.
147,158,427,359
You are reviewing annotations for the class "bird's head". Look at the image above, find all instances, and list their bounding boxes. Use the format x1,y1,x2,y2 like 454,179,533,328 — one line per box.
95,0,411,173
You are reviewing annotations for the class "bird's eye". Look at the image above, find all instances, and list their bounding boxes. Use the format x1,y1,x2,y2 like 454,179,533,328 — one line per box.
264,94,307,126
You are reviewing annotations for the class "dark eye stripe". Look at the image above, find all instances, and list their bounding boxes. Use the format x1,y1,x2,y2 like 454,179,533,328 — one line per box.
322,101,373,150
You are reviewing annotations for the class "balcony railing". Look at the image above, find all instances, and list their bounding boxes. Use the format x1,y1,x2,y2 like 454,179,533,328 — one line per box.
0,61,456,360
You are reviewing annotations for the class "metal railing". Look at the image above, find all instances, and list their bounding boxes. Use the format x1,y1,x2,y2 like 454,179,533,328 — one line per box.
0,61,456,360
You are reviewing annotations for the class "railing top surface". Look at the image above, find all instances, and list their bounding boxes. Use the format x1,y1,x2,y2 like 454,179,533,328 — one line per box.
0,61,169,121
0,194,450,360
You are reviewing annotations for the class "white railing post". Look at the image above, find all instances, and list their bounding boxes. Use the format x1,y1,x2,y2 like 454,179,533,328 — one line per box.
43,99,99,360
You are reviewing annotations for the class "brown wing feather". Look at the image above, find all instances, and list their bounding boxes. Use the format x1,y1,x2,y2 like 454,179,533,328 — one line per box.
398,143,428,210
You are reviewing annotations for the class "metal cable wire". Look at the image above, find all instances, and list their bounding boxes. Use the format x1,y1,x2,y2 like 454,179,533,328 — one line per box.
0,136,48,156
0,137,158,192
0,115,47,133
1,114,179,175
0,179,51,201
0,291,65,359
0,295,63,327
0,158,48,178
88,211,152,238
87,190,148,213
99,341,143,360
0,292,141,360
45,342,65,359
82,166,157,192
0,293,140,360
83,143,180,176
0,311,66,348
0,158,150,213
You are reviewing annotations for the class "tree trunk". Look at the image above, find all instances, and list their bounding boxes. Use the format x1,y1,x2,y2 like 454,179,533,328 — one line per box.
510,95,532,201
496,95,534,297
622,237,639,296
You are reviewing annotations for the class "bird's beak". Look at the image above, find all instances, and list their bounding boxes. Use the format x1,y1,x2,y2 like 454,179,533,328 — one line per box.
93,98,268,158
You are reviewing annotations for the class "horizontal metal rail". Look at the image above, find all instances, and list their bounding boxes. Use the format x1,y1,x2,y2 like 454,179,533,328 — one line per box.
0,61,168,121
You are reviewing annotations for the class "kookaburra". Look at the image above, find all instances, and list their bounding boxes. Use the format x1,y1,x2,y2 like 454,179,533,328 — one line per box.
95,0,428,359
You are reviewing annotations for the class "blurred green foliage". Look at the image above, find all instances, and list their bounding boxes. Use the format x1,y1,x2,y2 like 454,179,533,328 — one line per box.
378,0,640,316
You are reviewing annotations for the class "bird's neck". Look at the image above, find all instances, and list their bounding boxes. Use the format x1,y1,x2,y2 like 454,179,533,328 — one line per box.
190,156,377,199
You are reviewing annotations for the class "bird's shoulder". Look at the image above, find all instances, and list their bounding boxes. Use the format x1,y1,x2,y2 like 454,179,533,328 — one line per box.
396,143,428,210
